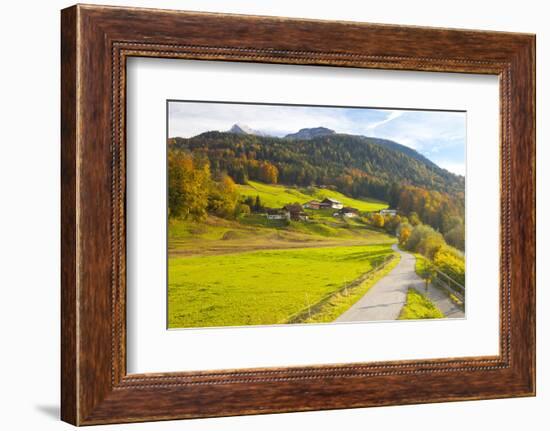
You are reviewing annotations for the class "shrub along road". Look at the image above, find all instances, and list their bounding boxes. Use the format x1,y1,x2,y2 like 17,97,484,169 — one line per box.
335,244,464,322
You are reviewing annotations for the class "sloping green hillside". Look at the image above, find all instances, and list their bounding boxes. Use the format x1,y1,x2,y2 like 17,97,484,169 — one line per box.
170,131,464,198
237,181,387,212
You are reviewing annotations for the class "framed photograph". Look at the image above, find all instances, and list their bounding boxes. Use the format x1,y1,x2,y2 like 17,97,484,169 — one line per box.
61,4,535,425
164,100,466,330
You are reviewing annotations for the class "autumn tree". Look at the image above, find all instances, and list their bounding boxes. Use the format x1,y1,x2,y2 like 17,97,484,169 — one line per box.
168,151,211,221
372,213,385,228
409,211,421,226
258,161,278,184
434,245,465,285
208,174,239,218
397,223,412,245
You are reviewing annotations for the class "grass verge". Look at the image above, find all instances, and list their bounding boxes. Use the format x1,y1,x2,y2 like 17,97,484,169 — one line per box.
414,253,432,279
293,253,401,324
398,288,444,320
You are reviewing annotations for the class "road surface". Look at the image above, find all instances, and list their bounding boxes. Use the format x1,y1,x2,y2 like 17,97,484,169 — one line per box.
334,244,464,322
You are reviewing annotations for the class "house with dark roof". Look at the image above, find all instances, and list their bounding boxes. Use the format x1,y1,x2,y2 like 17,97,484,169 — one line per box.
304,200,321,210
339,207,360,218
320,197,343,209
283,204,309,221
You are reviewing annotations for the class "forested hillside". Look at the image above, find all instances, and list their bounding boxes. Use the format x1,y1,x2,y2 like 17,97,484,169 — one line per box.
168,130,465,238
169,132,463,197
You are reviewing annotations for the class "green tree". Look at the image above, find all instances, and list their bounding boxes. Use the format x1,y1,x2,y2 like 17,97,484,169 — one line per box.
384,214,401,234
236,203,251,216
405,224,438,252
243,196,255,208
409,211,421,226
417,231,445,259
444,223,465,250
254,195,263,212
233,167,248,184
441,214,461,233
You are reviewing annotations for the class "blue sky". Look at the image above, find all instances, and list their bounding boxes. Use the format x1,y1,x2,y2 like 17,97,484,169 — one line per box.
168,101,466,176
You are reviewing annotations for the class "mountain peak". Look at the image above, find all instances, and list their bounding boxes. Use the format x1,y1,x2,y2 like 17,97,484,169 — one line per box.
284,127,335,140
228,123,268,137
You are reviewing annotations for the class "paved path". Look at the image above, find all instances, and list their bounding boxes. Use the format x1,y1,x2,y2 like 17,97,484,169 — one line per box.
335,244,464,322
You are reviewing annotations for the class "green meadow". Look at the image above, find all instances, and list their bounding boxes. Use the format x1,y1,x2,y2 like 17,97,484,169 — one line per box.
237,181,388,212
168,179,398,328
168,209,392,257
168,243,395,328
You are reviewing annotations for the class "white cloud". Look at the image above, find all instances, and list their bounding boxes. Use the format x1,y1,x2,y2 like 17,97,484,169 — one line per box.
169,103,353,138
370,111,466,154
433,161,465,176
365,110,403,130
168,101,466,175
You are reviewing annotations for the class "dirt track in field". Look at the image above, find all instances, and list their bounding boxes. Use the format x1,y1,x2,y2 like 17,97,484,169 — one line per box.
168,237,384,257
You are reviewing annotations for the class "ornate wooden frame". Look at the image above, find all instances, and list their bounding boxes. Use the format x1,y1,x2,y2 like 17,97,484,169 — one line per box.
61,4,536,425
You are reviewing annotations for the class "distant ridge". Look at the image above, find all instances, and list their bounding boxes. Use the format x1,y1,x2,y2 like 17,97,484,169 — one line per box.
176,125,458,180
285,127,335,140
228,123,269,137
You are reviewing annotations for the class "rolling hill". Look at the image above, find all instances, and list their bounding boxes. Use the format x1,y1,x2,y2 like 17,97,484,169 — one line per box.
237,181,387,211
169,128,464,199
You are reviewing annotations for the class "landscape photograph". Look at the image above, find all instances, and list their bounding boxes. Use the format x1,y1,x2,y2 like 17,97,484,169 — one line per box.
167,101,466,329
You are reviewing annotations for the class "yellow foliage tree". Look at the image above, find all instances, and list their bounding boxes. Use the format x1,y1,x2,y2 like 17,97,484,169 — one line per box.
168,151,211,221
208,174,239,218
399,224,412,244
372,213,385,228
258,161,278,184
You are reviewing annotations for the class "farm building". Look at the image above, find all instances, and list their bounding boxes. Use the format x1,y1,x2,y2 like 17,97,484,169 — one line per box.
339,207,359,218
283,204,309,221
266,209,290,221
379,209,397,216
304,200,321,210
320,197,343,209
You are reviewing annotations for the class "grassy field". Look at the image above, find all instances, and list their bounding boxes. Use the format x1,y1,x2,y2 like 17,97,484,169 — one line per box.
168,179,397,328
168,243,396,328
168,215,393,257
398,288,444,320
237,181,388,212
